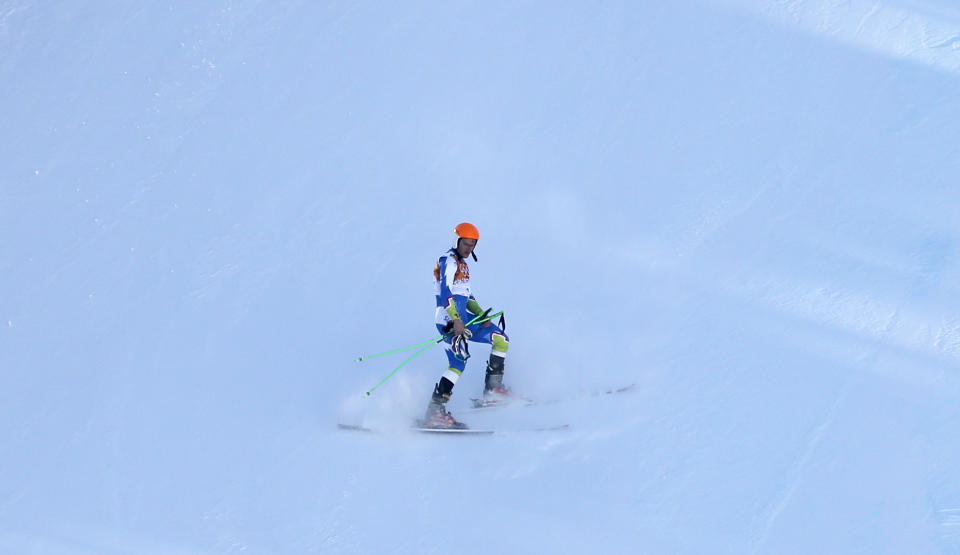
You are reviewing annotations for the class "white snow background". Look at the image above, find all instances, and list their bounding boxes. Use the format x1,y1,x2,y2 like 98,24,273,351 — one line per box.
2,1,960,553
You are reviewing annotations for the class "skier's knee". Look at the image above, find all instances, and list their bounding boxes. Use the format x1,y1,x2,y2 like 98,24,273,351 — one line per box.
491,332,509,356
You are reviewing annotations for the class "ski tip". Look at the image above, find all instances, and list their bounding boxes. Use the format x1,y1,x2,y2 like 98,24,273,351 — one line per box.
338,423,374,433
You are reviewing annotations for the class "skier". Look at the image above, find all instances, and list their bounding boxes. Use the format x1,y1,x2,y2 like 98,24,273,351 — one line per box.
422,222,511,428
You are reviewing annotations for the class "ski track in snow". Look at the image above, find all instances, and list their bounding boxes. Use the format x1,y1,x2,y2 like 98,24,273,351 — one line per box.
318,472,360,553
715,0,960,74
938,508,960,544
749,377,852,553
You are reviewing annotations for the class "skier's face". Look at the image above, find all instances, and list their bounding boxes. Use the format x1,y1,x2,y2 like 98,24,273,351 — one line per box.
457,238,477,259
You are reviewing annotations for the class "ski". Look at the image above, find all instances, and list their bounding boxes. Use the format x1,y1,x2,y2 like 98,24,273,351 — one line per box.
337,423,565,435
337,423,493,435
337,423,377,433
414,426,494,435
468,396,536,410
467,382,637,411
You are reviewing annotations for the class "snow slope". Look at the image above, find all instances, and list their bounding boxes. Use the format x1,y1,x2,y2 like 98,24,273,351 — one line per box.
2,1,960,552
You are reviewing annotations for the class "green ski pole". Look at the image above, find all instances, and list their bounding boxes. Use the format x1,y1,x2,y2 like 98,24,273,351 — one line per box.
361,310,503,397
355,310,502,362
355,337,441,362
363,342,435,397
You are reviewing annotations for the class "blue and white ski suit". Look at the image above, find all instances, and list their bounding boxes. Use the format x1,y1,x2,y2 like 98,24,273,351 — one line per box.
433,248,509,386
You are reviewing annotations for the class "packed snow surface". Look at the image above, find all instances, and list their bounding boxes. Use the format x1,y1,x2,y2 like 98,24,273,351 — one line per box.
2,1,960,553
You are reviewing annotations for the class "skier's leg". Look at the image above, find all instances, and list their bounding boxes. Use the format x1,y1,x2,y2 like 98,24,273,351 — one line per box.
424,326,468,426
434,345,466,402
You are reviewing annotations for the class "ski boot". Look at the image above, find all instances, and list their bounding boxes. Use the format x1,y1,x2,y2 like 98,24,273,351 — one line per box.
482,355,512,404
421,379,467,429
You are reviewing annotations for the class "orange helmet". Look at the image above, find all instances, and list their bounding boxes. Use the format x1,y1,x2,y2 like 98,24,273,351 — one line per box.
451,223,480,260
454,222,480,240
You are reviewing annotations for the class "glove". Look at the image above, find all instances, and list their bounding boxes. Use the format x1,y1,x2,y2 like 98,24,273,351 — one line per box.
451,329,473,361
